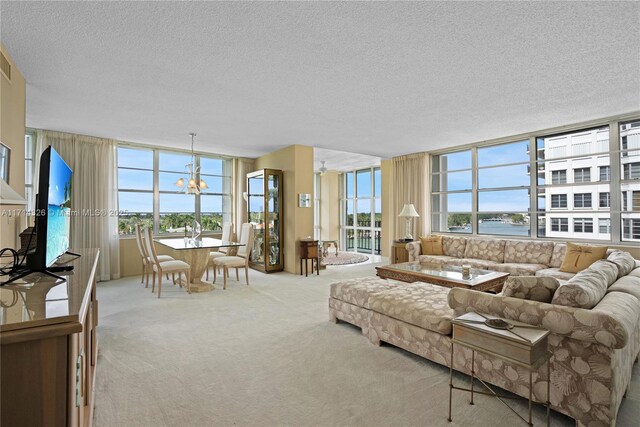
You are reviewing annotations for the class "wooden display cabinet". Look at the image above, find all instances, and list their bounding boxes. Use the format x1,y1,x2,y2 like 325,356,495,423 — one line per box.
247,169,284,272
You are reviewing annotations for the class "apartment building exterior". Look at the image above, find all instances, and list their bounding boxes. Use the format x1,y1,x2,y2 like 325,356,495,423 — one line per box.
542,122,640,241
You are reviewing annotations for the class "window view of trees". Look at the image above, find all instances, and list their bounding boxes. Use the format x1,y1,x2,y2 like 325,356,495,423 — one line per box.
117,146,231,235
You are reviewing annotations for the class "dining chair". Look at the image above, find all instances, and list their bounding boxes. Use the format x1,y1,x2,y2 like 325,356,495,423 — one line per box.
143,227,191,298
135,223,174,288
206,222,234,280
213,223,254,290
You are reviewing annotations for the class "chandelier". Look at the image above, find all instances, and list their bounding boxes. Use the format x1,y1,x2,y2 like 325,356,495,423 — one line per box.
175,132,208,195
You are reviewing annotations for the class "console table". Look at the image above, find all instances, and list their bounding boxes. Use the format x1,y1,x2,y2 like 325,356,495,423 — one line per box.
449,312,551,426
0,248,100,427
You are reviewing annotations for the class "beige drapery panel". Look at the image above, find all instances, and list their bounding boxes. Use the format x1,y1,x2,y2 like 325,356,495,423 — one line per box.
34,130,120,281
233,157,255,239
390,152,430,240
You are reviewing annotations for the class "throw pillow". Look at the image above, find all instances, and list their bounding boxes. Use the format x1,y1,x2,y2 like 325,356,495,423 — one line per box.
551,267,608,309
607,251,636,278
502,276,560,303
559,242,608,273
420,235,443,255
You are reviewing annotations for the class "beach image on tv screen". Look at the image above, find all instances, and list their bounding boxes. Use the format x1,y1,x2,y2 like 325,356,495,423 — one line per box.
46,149,72,266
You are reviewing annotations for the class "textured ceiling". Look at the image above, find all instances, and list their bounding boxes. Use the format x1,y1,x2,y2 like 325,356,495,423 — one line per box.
1,2,639,159
313,147,380,172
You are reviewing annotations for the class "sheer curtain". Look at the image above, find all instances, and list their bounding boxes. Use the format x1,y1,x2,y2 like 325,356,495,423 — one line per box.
390,153,430,240
34,130,120,281
233,157,254,239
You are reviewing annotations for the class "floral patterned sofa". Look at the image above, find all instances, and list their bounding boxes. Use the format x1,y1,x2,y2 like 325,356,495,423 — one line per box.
328,249,640,427
406,236,601,281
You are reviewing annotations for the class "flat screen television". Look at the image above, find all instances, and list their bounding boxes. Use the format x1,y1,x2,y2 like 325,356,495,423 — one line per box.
27,146,73,271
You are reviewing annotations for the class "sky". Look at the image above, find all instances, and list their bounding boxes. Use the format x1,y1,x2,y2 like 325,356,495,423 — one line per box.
118,148,227,213
345,168,381,199
47,147,72,206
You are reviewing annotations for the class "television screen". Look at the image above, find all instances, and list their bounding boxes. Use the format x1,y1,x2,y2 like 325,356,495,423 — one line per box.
45,148,72,266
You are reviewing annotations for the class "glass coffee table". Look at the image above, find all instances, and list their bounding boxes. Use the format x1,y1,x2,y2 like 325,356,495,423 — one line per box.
375,261,509,292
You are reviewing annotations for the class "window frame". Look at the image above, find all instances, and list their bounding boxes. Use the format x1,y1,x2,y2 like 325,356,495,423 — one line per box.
117,143,233,236
573,193,592,209
340,166,382,255
551,170,567,184
550,217,568,232
429,112,640,245
550,194,567,209
573,167,591,183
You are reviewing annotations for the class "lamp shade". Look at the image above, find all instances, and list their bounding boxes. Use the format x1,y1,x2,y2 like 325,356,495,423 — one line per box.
398,204,419,218
0,178,26,205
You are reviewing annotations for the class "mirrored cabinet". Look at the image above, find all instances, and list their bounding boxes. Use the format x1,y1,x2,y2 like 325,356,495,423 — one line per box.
247,169,284,272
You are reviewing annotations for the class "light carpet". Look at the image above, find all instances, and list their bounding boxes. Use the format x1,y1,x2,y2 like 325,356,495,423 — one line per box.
95,263,640,426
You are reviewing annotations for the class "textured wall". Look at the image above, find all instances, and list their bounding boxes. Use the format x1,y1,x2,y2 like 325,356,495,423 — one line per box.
0,43,26,250
319,171,340,242
255,145,314,274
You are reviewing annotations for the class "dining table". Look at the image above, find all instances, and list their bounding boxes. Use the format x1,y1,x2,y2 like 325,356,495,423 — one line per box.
154,237,245,292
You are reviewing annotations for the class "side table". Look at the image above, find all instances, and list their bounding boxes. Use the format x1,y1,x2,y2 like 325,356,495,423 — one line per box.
391,240,413,263
448,312,551,426
299,239,320,277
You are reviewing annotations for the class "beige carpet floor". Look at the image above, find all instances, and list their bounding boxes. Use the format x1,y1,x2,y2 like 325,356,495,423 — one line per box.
95,263,640,426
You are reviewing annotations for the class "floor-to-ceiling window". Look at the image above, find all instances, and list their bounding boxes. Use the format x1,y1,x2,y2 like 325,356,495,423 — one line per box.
430,114,640,244
340,167,381,254
117,145,232,235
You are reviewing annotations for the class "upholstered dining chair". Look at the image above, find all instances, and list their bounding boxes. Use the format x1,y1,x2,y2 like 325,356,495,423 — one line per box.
135,223,174,288
213,223,254,290
206,222,234,280
143,227,191,298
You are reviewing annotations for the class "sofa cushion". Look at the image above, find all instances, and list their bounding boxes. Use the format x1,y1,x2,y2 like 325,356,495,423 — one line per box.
446,258,501,270
503,240,554,265
419,235,443,255
368,282,454,335
607,251,636,278
330,277,405,309
628,266,640,279
492,263,547,276
607,275,640,301
502,276,560,302
463,239,506,263
552,267,609,309
417,255,458,265
535,267,575,281
589,260,619,287
549,244,566,268
442,236,467,258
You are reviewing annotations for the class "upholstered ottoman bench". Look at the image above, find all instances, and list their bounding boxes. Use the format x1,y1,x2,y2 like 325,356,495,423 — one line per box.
329,277,456,366
329,277,406,336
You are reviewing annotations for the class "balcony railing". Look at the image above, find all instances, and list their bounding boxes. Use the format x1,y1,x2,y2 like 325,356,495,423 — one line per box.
345,229,381,254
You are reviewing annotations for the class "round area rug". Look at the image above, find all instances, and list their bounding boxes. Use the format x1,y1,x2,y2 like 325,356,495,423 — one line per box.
321,251,369,266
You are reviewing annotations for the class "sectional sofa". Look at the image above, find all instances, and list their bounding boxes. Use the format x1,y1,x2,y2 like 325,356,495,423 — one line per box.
407,236,594,281
329,240,640,427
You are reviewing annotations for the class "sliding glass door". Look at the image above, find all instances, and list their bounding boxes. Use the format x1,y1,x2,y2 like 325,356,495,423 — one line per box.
341,167,381,255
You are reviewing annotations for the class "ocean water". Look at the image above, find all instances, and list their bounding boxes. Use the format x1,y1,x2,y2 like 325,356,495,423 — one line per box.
46,205,71,266
450,222,530,237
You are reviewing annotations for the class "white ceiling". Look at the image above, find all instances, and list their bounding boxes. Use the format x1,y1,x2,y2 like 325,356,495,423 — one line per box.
2,2,639,159
313,147,380,173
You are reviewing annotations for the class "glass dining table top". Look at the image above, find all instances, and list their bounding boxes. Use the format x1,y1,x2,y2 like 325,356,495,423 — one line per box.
154,237,245,250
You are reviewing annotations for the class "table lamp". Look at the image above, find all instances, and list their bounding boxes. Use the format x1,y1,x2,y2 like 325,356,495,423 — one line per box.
398,203,419,241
